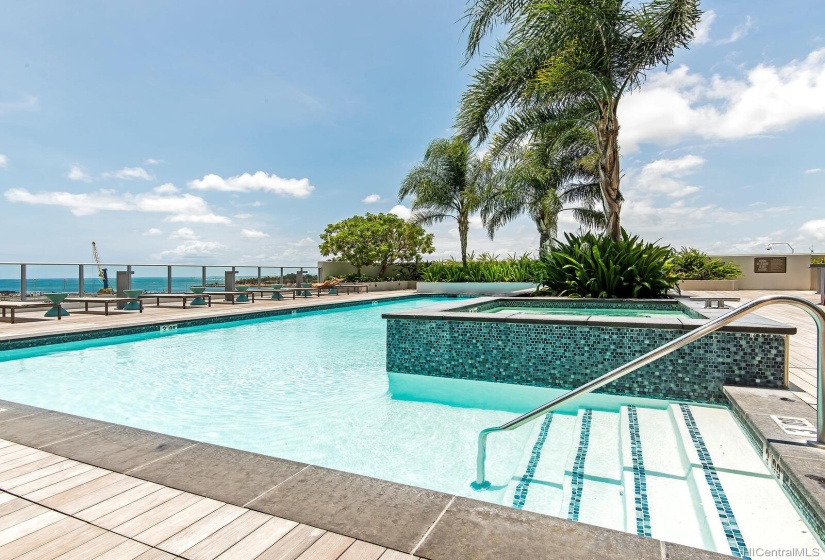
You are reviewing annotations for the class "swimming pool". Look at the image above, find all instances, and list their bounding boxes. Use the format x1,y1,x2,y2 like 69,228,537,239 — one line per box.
0,296,820,556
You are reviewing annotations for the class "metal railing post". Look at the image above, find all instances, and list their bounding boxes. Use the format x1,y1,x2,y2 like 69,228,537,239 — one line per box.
167,266,173,294
257,267,261,287
201,266,207,288
78,265,84,296
280,267,284,285
473,295,825,488
20,264,26,301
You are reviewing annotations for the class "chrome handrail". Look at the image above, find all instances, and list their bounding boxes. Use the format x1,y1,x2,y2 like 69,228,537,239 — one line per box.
472,295,825,489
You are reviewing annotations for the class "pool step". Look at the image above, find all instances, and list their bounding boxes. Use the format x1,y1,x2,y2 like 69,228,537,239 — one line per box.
669,403,820,557
506,404,822,557
620,405,716,550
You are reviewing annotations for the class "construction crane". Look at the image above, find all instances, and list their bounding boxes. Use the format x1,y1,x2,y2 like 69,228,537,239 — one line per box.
91,241,109,290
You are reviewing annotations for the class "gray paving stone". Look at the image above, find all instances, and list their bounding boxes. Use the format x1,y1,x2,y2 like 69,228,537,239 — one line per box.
41,424,196,472
663,542,736,559
246,465,452,553
0,410,110,447
415,497,662,560
0,399,47,424
725,386,815,419
129,443,307,506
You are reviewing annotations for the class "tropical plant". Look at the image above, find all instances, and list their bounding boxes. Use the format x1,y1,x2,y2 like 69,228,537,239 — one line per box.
539,230,678,298
422,252,544,283
812,256,825,265
481,124,604,251
399,137,487,267
319,213,435,278
668,248,742,280
458,0,701,240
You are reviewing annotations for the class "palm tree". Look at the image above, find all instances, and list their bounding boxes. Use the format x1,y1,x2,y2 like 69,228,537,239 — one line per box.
481,123,604,251
399,137,485,267
458,0,701,240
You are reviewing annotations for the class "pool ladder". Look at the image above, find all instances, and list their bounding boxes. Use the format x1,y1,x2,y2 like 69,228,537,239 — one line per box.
472,295,825,489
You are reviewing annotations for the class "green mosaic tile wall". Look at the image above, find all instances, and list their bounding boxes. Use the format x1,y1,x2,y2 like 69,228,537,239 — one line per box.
386,319,786,403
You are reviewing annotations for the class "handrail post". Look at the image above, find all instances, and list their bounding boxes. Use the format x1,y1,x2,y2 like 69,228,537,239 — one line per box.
167,266,173,294
815,309,824,447
472,295,825,488
78,265,84,296
19,264,26,301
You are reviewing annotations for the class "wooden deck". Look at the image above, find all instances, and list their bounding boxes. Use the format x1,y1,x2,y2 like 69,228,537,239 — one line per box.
0,439,421,560
682,289,822,410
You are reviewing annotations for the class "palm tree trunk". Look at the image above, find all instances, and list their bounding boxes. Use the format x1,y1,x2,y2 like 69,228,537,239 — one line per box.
534,210,553,253
596,100,622,241
458,213,470,267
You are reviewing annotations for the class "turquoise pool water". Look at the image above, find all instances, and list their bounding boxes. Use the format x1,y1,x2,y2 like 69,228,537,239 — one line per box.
0,296,819,554
0,297,529,500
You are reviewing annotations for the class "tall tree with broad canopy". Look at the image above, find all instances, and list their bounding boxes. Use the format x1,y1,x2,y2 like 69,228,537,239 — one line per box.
319,213,435,277
399,137,487,267
458,0,701,240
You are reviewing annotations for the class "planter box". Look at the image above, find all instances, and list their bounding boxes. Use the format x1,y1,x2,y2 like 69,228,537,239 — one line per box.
678,279,738,291
416,282,537,295
361,281,417,292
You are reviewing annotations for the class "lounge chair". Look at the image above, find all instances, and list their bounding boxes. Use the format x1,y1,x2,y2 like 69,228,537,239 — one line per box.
311,277,344,295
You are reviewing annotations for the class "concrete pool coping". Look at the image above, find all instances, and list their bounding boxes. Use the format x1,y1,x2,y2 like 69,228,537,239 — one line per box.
381,296,798,335
0,398,734,559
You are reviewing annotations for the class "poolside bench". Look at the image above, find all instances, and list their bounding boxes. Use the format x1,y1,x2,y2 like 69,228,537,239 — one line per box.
276,287,325,299
203,291,256,304
64,296,143,315
0,301,62,323
337,283,369,294
140,293,213,308
689,296,740,309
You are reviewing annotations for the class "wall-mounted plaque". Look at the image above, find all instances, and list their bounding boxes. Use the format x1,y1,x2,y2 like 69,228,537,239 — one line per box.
754,257,787,273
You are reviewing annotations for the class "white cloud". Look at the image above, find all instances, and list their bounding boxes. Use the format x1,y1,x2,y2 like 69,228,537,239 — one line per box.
142,228,162,236
634,155,704,198
157,240,223,260
240,229,269,239
172,227,198,240
0,154,7,168
233,213,253,219
143,158,162,165
362,194,381,204
3,187,231,224
804,168,822,174
68,164,92,182
0,94,39,115
389,204,412,220
152,183,179,194
103,166,154,180
717,15,754,45
188,172,314,198
166,213,231,224
800,219,825,241
620,49,825,151
693,10,715,45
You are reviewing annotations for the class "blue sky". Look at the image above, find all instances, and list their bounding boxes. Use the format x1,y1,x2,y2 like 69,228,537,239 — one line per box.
1,0,824,270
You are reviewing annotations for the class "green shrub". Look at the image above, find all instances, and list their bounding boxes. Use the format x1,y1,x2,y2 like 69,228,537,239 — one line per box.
421,253,544,283
812,256,825,265
539,230,678,298
668,248,742,280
